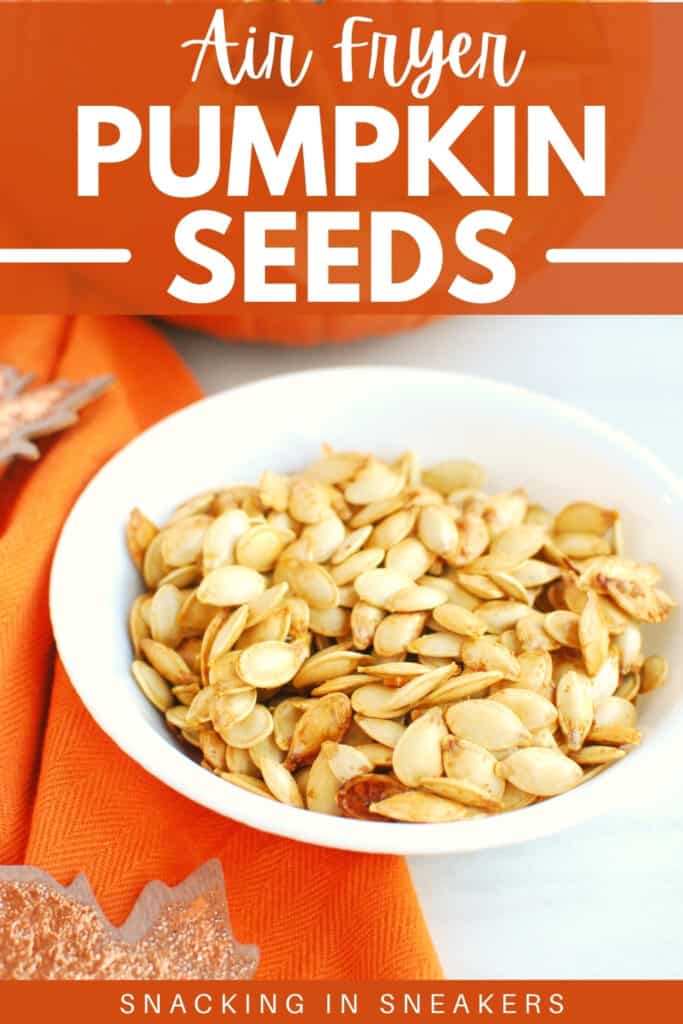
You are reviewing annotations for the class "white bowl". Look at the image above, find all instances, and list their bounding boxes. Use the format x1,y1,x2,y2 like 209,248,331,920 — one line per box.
50,367,683,855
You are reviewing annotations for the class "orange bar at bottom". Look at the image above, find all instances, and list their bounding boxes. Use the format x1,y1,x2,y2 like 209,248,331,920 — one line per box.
0,981,677,1024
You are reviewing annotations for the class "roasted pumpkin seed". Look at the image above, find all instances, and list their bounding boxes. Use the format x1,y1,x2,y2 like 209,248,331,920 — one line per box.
128,445,671,825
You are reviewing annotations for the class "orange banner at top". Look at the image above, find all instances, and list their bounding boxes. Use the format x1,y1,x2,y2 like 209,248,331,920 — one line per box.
0,2,679,313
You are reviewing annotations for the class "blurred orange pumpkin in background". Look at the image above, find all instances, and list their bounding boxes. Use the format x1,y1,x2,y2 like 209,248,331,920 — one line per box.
166,0,602,346
167,0,434,346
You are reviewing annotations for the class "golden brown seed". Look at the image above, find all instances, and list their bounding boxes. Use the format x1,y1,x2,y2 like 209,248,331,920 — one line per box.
615,672,641,702
161,515,212,568
516,611,560,653
235,525,289,572
418,505,459,557
489,524,546,565
178,591,218,634
448,515,490,567
496,748,583,796
590,650,620,703
514,559,562,588
131,660,175,712
571,745,626,766
386,584,447,612
197,565,266,607
355,716,406,748
293,645,369,688
588,697,640,746
370,791,469,823
330,547,384,585
142,533,168,589
258,470,290,512
305,450,366,485
605,577,675,625
129,594,151,657
288,478,332,524
324,741,373,784
371,508,417,549
554,532,612,559
385,663,458,712
365,662,428,682
289,560,339,610
556,670,594,751
236,641,301,688
490,687,558,732
392,708,446,787
456,572,504,601
544,611,581,649
185,687,213,729
373,612,427,657
311,673,376,696
225,742,261,777
308,605,351,638
384,538,432,580
446,699,531,751
198,728,227,770
423,459,486,495
237,608,291,648
350,681,417,718
345,459,403,505
554,502,617,535
330,524,374,565
305,748,342,815
284,693,352,771
476,600,531,634
350,601,384,650
218,771,274,800
516,650,553,698
354,567,414,608
354,743,393,768
126,508,158,571
272,698,308,751
300,515,346,563
422,670,502,707
261,758,305,808
209,605,249,663
487,573,530,605
482,489,528,535
177,637,202,676
167,704,192,729
349,496,405,528
579,591,609,676
498,783,536,812
408,632,463,659
210,688,258,741
140,638,197,686
641,655,668,693
433,603,486,638
169,491,215,522
614,624,643,674
336,773,406,820
440,736,505,809
461,638,520,680
222,704,273,749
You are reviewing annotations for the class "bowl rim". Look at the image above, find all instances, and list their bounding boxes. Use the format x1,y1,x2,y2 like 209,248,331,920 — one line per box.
50,365,683,855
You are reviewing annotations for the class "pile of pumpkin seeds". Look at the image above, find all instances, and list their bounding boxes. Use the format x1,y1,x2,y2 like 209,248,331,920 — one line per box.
126,447,674,823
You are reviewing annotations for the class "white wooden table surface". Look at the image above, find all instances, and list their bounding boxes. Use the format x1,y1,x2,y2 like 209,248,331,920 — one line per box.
164,315,683,980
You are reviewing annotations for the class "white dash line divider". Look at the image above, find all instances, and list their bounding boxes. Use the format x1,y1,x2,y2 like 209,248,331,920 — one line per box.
546,248,683,264
0,248,131,264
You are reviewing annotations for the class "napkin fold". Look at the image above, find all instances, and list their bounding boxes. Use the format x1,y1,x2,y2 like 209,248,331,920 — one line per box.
0,314,442,979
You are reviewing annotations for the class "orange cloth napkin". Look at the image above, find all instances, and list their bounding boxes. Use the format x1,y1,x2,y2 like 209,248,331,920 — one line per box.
0,314,442,980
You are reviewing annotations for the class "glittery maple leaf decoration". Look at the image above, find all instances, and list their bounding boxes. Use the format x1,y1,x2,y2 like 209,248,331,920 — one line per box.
0,365,112,471
0,860,259,980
